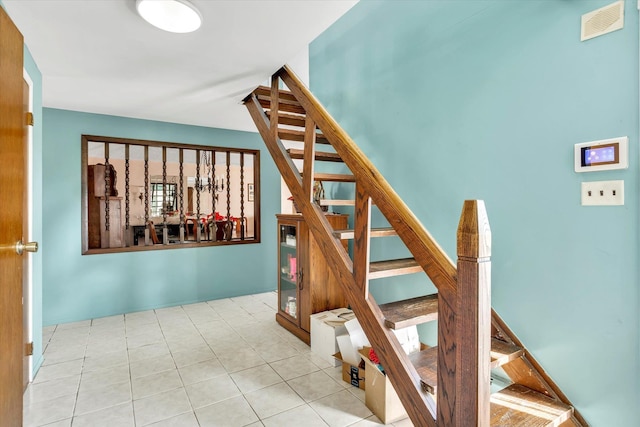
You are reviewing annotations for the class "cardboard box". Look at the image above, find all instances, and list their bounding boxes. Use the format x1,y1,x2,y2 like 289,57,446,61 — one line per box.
359,348,408,424
333,352,366,390
310,308,355,367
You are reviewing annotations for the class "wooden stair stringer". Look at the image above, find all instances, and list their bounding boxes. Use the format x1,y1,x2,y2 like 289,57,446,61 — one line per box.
492,310,588,427
245,92,437,427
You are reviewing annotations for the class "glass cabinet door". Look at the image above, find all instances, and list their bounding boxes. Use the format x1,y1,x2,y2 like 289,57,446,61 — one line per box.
279,223,298,320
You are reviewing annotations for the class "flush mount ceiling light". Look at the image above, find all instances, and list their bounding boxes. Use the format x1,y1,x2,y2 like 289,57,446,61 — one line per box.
136,0,202,33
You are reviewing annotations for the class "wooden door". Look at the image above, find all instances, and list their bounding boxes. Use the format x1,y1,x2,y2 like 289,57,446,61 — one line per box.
298,219,310,333
0,6,26,426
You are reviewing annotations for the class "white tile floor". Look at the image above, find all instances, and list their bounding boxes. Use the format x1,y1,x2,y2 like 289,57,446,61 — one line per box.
24,292,415,427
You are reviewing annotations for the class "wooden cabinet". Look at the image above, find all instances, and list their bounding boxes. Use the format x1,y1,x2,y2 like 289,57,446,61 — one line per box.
99,197,123,248
276,214,349,344
87,164,122,249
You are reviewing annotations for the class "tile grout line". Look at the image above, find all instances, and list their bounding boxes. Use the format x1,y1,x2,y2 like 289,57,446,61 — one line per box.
28,292,384,427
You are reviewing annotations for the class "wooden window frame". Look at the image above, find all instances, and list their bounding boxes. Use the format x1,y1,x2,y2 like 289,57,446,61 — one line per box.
81,134,261,254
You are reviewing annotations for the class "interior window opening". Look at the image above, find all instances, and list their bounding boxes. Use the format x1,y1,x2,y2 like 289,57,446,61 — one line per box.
81,135,260,254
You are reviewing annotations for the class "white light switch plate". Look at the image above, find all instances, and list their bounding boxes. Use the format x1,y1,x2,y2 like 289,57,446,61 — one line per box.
581,180,624,206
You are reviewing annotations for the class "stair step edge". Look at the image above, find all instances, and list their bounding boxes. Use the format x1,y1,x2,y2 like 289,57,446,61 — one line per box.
319,199,356,206
408,338,525,394
490,339,524,369
369,258,422,280
287,149,343,163
254,85,298,102
302,173,355,183
267,111,306,127
278,128,330,144
257,98,305,114
490,384,573,427
333,227,398,239
408,346,439,394
379,294,438,330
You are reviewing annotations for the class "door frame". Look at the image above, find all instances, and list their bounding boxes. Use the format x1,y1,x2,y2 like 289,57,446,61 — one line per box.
23,68,34,384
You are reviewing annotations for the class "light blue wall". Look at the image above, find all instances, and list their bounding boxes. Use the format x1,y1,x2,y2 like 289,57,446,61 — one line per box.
24,43,44,377
42,109,279,325
311,1,639,426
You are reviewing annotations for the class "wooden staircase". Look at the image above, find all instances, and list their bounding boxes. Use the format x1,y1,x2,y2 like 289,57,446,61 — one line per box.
244,66,587,426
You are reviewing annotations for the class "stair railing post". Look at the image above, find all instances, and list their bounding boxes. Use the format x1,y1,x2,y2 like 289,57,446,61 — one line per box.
302,115,316,202
458,200,492,425
269,74,279,139
353,183,371,298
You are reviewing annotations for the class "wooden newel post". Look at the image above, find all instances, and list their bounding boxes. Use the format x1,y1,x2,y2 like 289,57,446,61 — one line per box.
457,200,491,425
437,200,492,426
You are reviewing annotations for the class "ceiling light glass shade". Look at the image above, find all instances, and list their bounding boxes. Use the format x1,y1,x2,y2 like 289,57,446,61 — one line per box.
136,0,202,33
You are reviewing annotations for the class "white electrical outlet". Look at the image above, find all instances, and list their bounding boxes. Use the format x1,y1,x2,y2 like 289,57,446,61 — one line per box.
581,180,624,206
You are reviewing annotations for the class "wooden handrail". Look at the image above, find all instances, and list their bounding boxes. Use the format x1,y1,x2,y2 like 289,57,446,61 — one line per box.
276,65,458,300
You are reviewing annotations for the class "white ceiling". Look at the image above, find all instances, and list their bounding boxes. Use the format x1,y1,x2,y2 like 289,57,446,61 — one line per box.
3,0,357,132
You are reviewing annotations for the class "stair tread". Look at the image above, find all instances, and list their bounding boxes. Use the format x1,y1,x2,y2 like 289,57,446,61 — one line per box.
319,199,355,206
288,148,343,163
411,338,524,394
490,339,525,369
408,346,439,394
255,85,298,103
369,258,422,279
278,128,330,144
267,111,306,127
379,294,438,329
303,173,355,183
257,97,305,115
333,227,398,239
490,384,573,426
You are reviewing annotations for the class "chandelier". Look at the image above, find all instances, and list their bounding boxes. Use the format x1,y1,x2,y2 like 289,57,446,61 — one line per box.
196,151,224,194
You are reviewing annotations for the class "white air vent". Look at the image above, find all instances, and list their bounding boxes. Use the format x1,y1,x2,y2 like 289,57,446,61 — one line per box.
581,1,625,41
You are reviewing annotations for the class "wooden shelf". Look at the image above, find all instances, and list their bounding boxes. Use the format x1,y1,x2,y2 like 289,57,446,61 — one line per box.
280,276,297,287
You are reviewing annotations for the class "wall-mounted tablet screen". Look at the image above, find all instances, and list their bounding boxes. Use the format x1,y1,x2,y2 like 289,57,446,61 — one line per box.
575,137,628,172
581,143,618,167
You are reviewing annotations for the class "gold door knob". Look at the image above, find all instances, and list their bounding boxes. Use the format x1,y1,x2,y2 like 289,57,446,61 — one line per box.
15,240,38,255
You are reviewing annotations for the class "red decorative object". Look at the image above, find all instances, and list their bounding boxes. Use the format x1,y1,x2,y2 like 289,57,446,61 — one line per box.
369,348,380,365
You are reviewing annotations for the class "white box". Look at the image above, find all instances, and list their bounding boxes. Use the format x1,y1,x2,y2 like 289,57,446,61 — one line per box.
392,325,420,355
310,308,354,367
336,318,371,366
337,334,362,366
